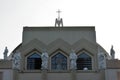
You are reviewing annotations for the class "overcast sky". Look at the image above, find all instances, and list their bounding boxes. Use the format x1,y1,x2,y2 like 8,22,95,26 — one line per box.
0,0,120,59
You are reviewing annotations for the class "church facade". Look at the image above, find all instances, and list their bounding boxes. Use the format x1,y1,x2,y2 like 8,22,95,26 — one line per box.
0,26,120,80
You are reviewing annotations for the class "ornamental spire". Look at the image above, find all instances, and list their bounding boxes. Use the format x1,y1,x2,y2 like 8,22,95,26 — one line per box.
55,9,63,27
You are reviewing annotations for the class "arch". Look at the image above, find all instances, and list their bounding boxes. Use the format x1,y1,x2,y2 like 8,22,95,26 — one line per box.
19,39,46,56
48,39,71,55
51,51,67,70
77,51,92,70
26,52,42,70
73,38,97,55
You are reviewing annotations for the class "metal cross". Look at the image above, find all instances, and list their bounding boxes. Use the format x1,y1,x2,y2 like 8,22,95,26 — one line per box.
56,9,61,19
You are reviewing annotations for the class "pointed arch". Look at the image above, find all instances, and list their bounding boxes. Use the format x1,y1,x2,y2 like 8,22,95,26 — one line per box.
25,50,42,70
19,39,46,56
77,50,93,70
48,39,71,55
72,38,97,54
50,49,68,70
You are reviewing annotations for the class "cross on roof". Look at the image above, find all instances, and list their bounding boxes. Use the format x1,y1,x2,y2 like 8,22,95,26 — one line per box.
55,9,63,27
56,9,61,19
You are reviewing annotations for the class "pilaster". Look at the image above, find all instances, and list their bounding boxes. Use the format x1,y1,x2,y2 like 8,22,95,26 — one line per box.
70,70,76,80
41,70,48,80
13,70,19,80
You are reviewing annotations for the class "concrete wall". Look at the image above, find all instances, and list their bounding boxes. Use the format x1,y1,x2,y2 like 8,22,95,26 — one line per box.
18,71,105,80
76,71,105,80
47,72,71,80
22,27,96,45
105,69,120,80
0,69,13,80
0,72,3,80
19,72,42,80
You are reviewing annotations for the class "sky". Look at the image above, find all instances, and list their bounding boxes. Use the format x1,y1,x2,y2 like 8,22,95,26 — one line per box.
0,0,120,59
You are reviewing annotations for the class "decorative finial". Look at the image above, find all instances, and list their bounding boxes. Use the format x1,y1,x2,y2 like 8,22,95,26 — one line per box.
55,9,63,27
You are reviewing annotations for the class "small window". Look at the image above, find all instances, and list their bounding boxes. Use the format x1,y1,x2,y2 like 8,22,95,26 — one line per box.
77,52,92,70
51,52,67,70
27,53,42,70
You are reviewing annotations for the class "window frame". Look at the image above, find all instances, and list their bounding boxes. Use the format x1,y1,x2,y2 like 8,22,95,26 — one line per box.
25,51,42,70
50,50,69,71
77,50,93,71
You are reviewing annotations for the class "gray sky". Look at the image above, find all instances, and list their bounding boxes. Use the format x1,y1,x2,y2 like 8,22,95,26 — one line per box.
0,0,120,59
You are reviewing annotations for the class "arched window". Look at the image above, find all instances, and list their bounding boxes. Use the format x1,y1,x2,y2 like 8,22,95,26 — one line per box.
77,52,92,70
51,52,67,70
27,53,42,70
